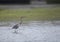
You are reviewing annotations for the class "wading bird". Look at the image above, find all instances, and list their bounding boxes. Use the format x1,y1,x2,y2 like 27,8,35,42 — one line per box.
12,16,25,33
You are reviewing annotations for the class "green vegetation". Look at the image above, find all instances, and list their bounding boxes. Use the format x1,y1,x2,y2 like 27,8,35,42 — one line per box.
46,0,60,4
0,7,60,21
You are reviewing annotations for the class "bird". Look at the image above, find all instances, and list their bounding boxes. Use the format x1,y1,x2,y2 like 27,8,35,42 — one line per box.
12,16,25,33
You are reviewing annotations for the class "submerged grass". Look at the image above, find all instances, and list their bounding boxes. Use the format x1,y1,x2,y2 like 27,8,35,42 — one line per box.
0,7,60,21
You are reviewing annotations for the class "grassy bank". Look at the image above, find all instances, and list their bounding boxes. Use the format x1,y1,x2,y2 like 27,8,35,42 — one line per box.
0,7,60,21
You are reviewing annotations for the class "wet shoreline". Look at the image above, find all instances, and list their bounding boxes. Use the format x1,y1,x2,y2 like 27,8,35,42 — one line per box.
0,21,60,27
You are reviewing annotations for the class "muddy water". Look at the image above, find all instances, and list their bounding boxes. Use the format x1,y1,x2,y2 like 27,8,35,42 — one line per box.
0,21,60,42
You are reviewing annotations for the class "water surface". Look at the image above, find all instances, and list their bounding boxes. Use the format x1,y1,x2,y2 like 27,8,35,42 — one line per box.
0,21,60,42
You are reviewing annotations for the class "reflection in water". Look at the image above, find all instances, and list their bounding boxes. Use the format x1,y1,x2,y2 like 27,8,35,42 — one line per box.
0,21,60,42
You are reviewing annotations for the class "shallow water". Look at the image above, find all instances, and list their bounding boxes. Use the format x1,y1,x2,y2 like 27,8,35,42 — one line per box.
0,21,60,42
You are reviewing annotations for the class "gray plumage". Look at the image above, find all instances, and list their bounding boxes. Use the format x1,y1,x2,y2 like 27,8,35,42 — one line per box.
12,24,19,29
12,16,24,29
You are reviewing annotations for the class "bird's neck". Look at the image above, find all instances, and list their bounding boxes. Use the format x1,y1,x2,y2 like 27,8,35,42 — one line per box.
20,18,23,25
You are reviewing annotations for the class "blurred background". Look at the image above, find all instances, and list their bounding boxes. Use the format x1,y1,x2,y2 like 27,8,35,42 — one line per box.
0,0,60,42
